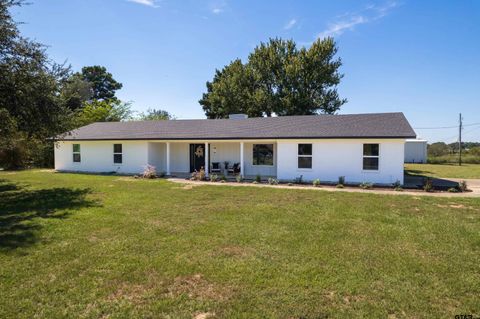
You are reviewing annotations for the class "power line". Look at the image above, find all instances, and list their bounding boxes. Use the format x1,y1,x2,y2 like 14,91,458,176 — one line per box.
414,122,480,130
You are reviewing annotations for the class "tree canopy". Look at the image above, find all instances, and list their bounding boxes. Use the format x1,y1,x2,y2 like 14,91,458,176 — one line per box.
138,108,175,121
199,38,346,118
77,65,123,101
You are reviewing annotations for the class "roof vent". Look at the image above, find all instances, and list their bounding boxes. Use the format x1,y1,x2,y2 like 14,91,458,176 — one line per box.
229,114,248,120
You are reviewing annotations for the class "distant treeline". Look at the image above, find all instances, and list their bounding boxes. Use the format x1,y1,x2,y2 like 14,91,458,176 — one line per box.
427,142,480,164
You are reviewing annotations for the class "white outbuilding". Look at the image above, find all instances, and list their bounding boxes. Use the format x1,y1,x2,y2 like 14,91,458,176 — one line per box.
404,139,427,163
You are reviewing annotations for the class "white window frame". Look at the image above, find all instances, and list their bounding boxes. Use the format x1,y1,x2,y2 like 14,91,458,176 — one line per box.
113,144,123,165
297,143,313,170
362,143,380,171
72,144,81,163
252,144,274,166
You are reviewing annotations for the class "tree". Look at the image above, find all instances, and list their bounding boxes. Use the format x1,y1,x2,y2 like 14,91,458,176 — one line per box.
428,142,450,157
199,37,346,118
77,65,123,101
76,100,132,127
0,0,76,169
60,73,93,111
138,108,175,121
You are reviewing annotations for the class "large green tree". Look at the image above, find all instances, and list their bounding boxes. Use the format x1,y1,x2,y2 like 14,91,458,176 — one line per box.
77,65,123,101
200,38,346,118
138,108,175,121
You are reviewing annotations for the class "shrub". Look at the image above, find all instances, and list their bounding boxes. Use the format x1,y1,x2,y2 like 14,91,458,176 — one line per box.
313,179,321,187
220,174,227,181
236,175,244,183
338,176,345,185
394,186,403,191
447,187,459,193
359,182,373,190
191,167,206,181
294,175,303,184
252,180,258,184
336,184,344,189
392,180,401,188
268,178,279,185
255,174,262,183
142,164,157,179
210,174,218,182
287,182,293,186
459,180,468,192
158,171,166,178
423,177,434,192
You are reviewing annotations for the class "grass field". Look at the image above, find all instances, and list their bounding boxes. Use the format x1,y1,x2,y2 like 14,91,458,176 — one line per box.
1,170,479,318
405,163,480,179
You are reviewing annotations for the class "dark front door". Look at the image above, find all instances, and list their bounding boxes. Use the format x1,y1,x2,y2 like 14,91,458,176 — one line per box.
190,144,205,172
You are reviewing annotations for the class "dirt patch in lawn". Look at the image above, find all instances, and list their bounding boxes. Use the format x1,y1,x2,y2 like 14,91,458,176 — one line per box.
194,312,215,319
107,282,155,305
168,274,232,301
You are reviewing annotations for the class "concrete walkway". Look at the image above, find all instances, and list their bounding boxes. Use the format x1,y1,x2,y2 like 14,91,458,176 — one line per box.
168,178,480,198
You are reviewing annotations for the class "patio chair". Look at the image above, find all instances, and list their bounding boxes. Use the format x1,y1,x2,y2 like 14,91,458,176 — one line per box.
211,162,222,174
228,163,240,175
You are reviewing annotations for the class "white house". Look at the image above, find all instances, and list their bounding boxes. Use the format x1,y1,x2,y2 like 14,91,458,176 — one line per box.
404,139,428,163
54,112,416,185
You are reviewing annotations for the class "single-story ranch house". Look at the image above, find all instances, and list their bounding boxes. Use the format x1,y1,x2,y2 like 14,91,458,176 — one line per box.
54,112,416,184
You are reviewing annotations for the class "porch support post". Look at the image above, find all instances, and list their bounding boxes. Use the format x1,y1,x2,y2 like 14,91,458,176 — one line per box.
205,142,209,177
166,142,171,176
240,141,244,178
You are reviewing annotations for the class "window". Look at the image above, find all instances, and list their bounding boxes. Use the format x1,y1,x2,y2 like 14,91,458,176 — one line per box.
298,144,312,169
253,144,274,166
73,144,81,163
114,144,123,164
363,144,379,170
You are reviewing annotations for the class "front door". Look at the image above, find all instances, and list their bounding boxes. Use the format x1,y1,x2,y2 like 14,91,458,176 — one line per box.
189,144,205,172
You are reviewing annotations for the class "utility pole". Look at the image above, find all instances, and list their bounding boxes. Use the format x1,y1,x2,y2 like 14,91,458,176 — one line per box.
459,113,463,166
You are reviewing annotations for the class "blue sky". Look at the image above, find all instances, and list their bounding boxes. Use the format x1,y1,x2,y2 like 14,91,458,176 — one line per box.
12,0,480,142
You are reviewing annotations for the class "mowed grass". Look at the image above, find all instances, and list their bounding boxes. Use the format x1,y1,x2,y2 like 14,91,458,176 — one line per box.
0,171,479,318
405,163,480,179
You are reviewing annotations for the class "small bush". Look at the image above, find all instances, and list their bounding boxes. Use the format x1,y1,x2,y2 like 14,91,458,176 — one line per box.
392,180,401,188
236,175,244,183
268,178,279,185
423,177,434,192
338,176,345,185
447,187,459,193
394,186,403,191
220,174,227,181
252,180,258,184
158,171,166,178
210,174,218,182
255,174,262,183
287,182,293,186
336,184,344,189
359,182,373,190
142,164,157,179
191,167,206,181
313,179,321,187
458,180,468,192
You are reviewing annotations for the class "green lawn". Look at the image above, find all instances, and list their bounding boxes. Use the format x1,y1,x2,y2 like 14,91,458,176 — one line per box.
1,171,479,318
405,163,480,179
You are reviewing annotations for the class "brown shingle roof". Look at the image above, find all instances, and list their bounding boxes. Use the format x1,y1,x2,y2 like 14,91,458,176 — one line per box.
57,112,416,141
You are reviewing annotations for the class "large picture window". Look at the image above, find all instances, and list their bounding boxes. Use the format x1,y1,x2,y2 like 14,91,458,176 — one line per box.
363,144,379,170
253,144,274,166
298,144,312,169
73,144,81,163
113,144,123,164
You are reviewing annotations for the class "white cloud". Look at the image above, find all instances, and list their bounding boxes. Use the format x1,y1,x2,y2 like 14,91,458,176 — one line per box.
317,0,400,38
284,19,297,30
127,0,159,8
210,0,227,14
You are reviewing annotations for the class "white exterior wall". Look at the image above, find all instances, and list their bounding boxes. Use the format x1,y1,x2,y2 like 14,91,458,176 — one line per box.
277,139,405,185
55,140,148,174
404,140,427,163
147,142,166,172
55,138,405,183
169,143,189,173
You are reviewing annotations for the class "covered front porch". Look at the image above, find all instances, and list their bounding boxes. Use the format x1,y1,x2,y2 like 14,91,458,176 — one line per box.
147,141,277,179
